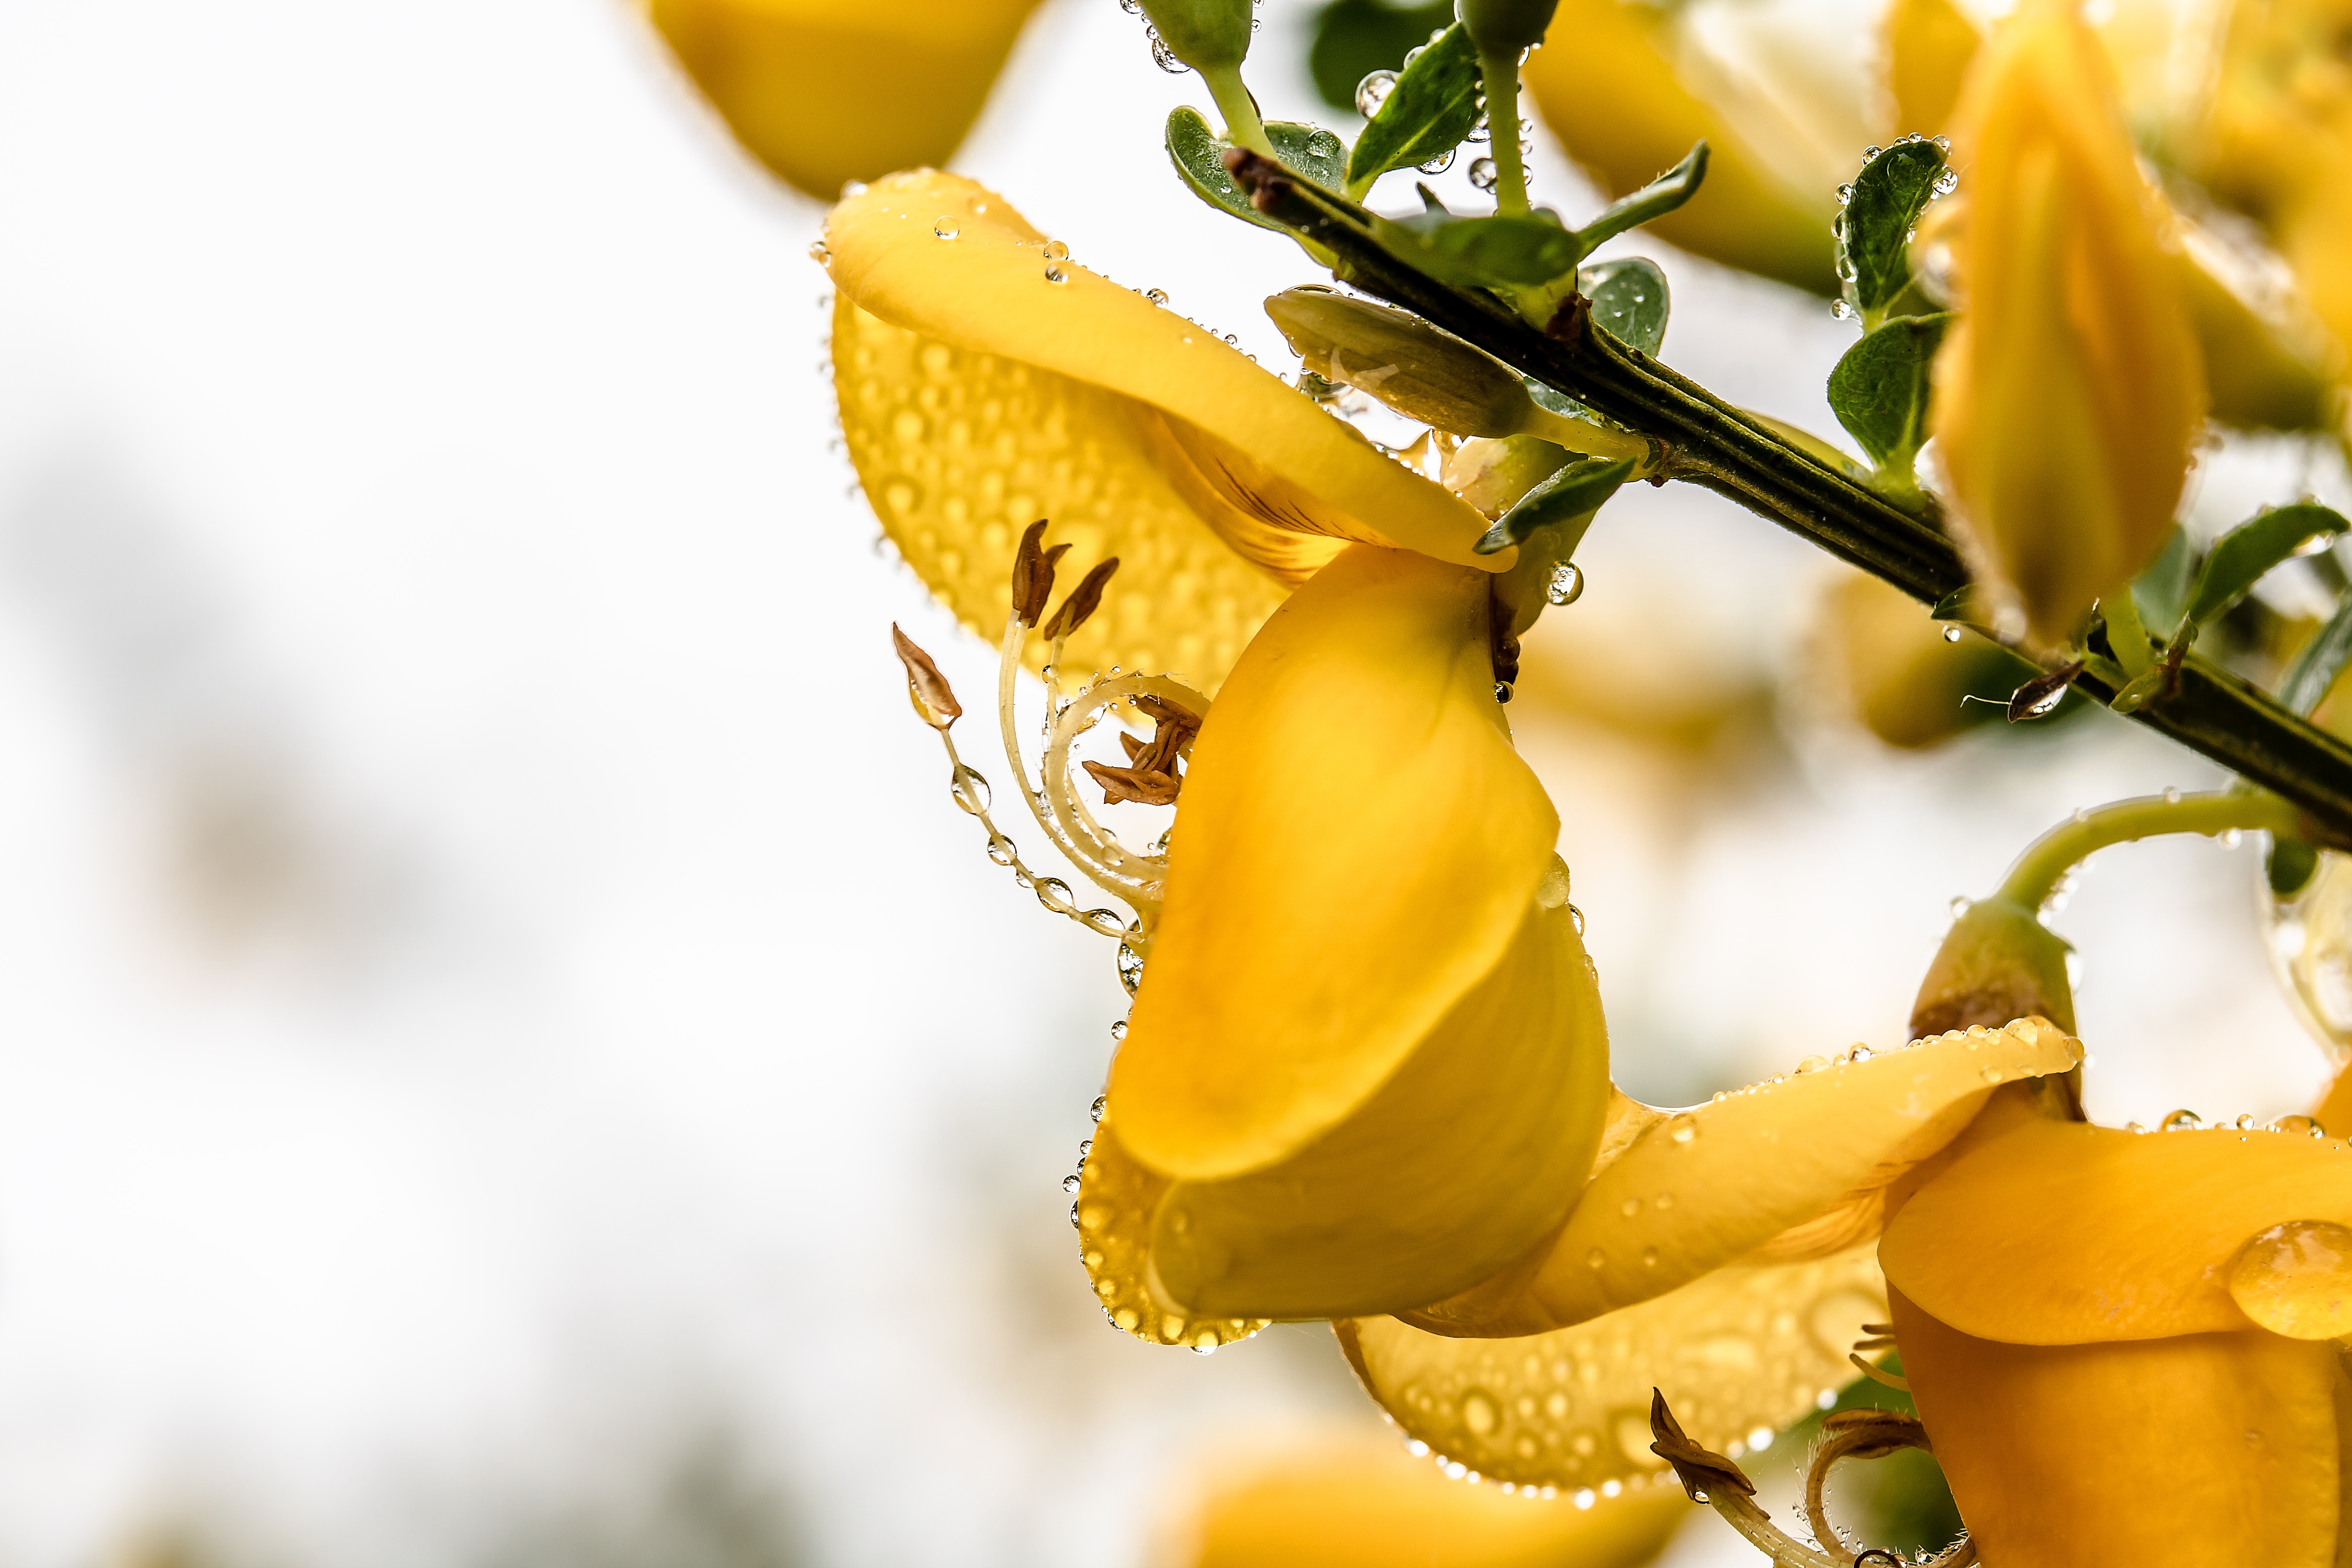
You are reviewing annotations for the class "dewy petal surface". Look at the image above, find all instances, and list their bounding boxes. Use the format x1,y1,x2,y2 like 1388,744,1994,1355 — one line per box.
825,170,1494,571
1893,1288,2345,1568
1074,1123,1267,1351
1409,1020,2083,1336
1340,1246,1889,1492
1108,544,1561,1180
1881,1115,2352,1343
1172,1430,1688,1568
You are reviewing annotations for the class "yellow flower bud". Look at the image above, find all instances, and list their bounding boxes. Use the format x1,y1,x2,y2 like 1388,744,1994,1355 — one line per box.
1883,0,1983,136
642,0,1044,202
1929,0,2206,650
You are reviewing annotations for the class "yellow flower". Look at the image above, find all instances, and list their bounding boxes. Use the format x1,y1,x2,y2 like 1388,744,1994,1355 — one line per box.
642,0,1046,202
1929,0,2206,649
1879,1100,2352,1563
1163,1428,1688,1568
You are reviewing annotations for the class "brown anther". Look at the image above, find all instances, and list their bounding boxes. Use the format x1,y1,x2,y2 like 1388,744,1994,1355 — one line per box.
890,624,962,730
1083,760,1183,806
1647,1389,1755,1504
1083,692,1200,807
1009,519,1069,626
2006,660,2083,723
1042,557,1120,641
1128,693,1200,738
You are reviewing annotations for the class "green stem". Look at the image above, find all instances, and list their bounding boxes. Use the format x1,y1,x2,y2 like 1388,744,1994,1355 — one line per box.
1202,65,1274,158
1996,791,2304,911
1477,50,1529,215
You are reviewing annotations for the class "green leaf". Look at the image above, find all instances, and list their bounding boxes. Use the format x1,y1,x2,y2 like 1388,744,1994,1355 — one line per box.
2107,664,2171,715
1307,0,1455,115
1166,108,1348,232
1369,186,1582,286
1837,138,1949,320
1572,143,1709,255
1825,312,1952,470
1579,258,1669,355
2177,502,2348,634
2279,594,2352,717
1476,456,1633,554
1345,21,1482,193
2129,527,2193,638
2270,834,2320,898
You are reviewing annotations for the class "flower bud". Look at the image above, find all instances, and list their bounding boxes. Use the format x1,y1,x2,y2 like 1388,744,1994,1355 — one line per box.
1137,0,1254,72
1928,0,2206,650
1457,0,1560,56
1909,894,2076,1038
1267,288,1535,437
1882,0,1982,136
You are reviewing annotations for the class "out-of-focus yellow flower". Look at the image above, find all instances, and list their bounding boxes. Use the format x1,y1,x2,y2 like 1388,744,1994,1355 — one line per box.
1523,0,1853,294
1162,1429,1688,1568
1884,0,1984,136
1809,571,2029,750
1880,1099,2352,1563
644,0,1046,202
1929,0,2206,649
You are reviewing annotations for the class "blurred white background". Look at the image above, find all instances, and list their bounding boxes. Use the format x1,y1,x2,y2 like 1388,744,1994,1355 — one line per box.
0,1,2337,1565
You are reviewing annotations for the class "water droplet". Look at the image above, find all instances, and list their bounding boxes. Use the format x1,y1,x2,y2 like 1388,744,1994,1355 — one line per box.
807,240,831,265
1418,147,1457,174
1667,1116,1697,1145
1084,908,1129,938
1035,876,1074,912
986,835,1016,866
1468,158,1499,191
1932,134,1952,151
1794,1055,1828,1074
2164,786,2183,803
1620,1197,1642,1218
1830,298,1855,319
1356,69,1397,116
1070,1202,1081,1227
1950,895,1973,918
1493,681,1514,704
1981,1066,2005,1084
1062,1173,1082,1194
840,180,867,198
933,218,959,239
1110,1019,1129,1043
1463,1391,1499,1435
951,765,991,815
1942,625,1964,642
1933,166,1960,196
1118,0,1139,11
1145,287,1170,306
2222,828,2245,849
1836,182,1855,204
1042,240,1070,262
1862,145,1882,160
2161,1108,2205,1131
1089,1094,1108,1122
2229,1220,2352,1337
1044,263,1070,285
1567,904,1585,935
1849,1045,1876,1063
1585,1247,1606,1269
1118,943,1145,995
1402,44,1426,66
1149,27,1187,71
1546,561,1585,605
1642,1247,1660,1267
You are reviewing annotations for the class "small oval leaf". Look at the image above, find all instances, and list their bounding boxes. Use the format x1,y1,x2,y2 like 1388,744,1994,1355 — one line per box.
1344,21,1483,193
1167,107,1347,232
1578,257,1670,355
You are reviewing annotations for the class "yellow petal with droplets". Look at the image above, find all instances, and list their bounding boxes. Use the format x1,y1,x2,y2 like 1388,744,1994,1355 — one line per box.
1894,1288,2344,1567
1882,1114,2352,1343
824,170,1494,572
1339,1247,1889,1492
643,0,1044,203
1108,545,1563,1180
1407,1020,2082,1336
1169,1428,1689,1568
1075,1123,1265,1351
1150,898,1609,1320
833,296,1296,693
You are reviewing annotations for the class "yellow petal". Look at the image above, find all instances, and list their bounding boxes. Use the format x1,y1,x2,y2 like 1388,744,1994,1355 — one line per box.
1406,1019,2083,1336
1930,0,2206,649
1882,0,1982,137
1893,1288,2345,1567
1074,1123,1267,1351
1146,897,1609,1319
1107,544,1564,1180
1168,1429,1689,1568
1523,0,1837,295
1339,1246,1890,1492
644,0,1044,203
1881,1114,2352,1343
825,170,1495,574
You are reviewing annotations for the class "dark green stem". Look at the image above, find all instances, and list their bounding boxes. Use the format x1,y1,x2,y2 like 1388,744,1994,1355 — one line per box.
1223,153,2352,844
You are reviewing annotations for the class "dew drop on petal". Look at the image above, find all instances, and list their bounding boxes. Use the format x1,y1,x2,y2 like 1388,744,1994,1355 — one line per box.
933,217,959,239
1145,287,1170,306
1943,625,1964,642
2161,1108,2205,1131
2229,1220,2352,1337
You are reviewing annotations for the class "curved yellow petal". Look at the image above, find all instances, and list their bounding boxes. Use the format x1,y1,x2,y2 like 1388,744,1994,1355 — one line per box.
644,0,1044,203
1524,0,1839,296
1074,1124,1267,1351
1880,1115,2352,1343
834,296,1297,693
1339,1247,1890,1492
1883,0,1982,137
825,171,1495,572
1107,544,1564,1179
1893,1288,2344,1567
1929,0,2206,649
1145,897,1609,1319
1169,1430,1689,1568
1406,1019,2083,1337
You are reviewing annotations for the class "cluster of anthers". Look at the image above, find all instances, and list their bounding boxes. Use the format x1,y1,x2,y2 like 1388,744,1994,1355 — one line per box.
1650,1390,1977,1568
889,520,1212,992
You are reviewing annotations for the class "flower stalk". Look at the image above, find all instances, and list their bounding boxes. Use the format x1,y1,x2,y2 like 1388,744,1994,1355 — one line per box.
1995,790,2306,911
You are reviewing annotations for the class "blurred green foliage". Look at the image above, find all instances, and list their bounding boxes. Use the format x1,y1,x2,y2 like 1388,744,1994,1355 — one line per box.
1307,0,1457,114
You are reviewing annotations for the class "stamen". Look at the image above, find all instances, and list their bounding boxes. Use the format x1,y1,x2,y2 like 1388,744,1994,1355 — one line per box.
1848,1354,1911,1392
891,624,962,728
1009,519,1069,626
1042,557,1121,640
1803,1409,1977,1568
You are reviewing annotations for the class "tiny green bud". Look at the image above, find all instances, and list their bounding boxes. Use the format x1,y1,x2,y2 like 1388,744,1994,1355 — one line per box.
1909,895,2076,1039
1138,0,1254,72
1266,286,1533,436
1455,0,1558,57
